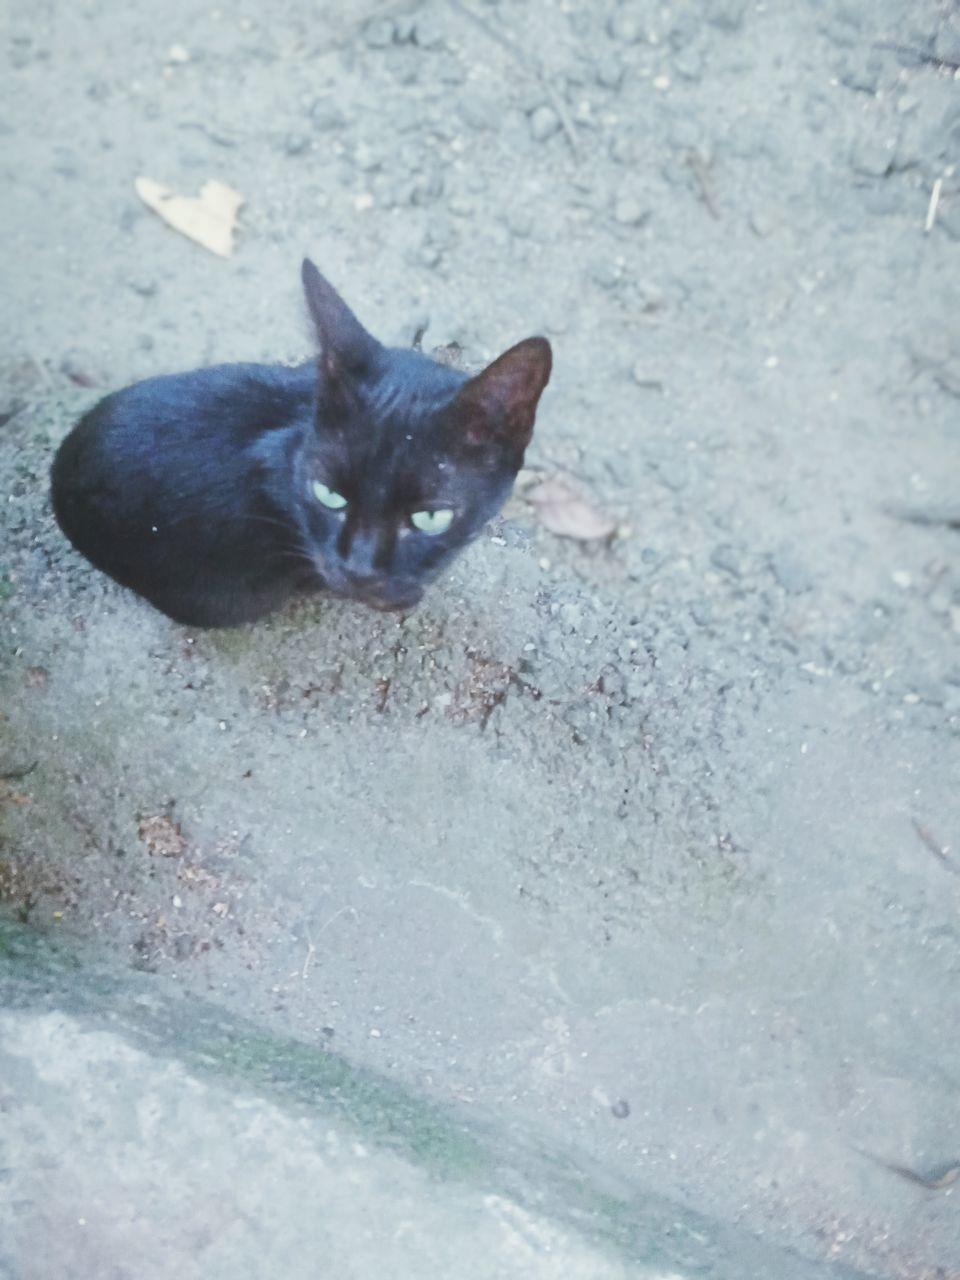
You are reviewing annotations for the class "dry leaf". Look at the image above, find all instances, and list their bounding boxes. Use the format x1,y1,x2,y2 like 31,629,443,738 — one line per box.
527,476,616,541
134,176,244,257
138,814,186,858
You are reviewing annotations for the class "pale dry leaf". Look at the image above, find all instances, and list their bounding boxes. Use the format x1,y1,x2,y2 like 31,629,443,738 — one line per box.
134,176,244,257
138,814,186,858
527,476,616,542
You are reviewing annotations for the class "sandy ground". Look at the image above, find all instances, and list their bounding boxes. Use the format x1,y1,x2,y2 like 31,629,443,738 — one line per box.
1,1,959,1276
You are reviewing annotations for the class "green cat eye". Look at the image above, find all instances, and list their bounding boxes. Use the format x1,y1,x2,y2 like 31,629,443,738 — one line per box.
312,480,348,510
411,509,454,535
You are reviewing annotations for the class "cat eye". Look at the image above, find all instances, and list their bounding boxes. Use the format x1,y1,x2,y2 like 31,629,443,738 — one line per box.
410,509,454,535
312,480,348,510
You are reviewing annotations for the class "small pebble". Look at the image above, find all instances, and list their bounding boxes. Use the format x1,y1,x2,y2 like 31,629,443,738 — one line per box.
283,132,310,156
673,49,702,80
60,351,100,388
457,95,496,131
838,53,882,94
607,11,646,44
771,549,814,595
933,16,960,64
631,362,664,391
595,56,624,89
850,136,895,178
609,133,636,165
413,13,446,49
705,0,746,31
363,17,395,48
711,543,744,578
614,196,647,226
891,569,912,590
311,99,346,131
530,105,561,142
749,207,780,238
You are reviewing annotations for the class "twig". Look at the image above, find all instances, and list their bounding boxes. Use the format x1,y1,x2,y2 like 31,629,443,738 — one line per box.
301,932,316,981
300,905,357,980
873,40,960,72
857,1148,960,1191
911,817,959,876
686,150,720,219
450,0,580,159
885,502,960,531
0,761,37,782
925,177,943,234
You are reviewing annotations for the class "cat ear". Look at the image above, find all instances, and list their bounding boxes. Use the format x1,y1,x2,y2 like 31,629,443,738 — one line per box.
301,258,381,376
453,337,552,457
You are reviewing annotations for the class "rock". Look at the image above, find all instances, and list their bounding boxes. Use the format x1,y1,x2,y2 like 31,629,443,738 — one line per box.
311,99,346,131
673,49,703,81
933,361,960,398
127,276,158,297
457,94,496,131
408,167,445,206
607,9,647,44
435,55,465,85
412,12,447,50
363,16,395,48
770,549,814,596
595,56,624,89
613,195,647,226
283,132,310,156
530,105,561,142
507,209,534,238
821,18,859,49
850,134,896,178
608,133,637,165
838,52,884,94
631,362,664,391
933,16,960,65
59,350,102,388
384,47,420,84
630,279,665,312
690,602,713,627
710,543,745,578
705,0,747,32
749,207,780,238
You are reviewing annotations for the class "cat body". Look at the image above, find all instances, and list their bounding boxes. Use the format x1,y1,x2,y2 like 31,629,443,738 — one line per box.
51,261,552,626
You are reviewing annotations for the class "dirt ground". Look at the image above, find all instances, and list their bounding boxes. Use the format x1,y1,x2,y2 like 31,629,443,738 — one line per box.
1,1,959,1276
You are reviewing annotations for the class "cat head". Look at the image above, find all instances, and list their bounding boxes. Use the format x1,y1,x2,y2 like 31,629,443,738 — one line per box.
295,258,552,612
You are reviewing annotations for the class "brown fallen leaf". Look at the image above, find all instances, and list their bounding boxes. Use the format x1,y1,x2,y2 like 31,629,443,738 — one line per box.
526,476,616,542
134,176,244,257
138,813,186,858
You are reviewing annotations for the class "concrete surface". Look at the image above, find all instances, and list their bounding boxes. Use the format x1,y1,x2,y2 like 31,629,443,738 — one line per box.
2,1,959,1277
0,923,861,1280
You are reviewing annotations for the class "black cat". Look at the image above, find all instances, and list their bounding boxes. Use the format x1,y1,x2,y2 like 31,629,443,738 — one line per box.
50,260,552,627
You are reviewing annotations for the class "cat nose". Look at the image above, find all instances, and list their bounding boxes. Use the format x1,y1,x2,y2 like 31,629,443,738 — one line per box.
338,522,388,577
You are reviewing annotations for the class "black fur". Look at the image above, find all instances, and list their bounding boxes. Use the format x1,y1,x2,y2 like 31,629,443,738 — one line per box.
50,260,552,627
